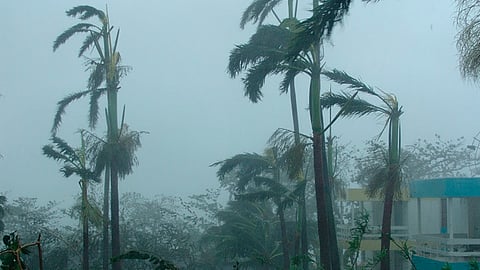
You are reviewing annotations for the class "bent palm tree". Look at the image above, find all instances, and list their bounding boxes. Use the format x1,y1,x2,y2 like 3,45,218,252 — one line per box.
42,134,100,270
321,69,403,270
52,6,133,270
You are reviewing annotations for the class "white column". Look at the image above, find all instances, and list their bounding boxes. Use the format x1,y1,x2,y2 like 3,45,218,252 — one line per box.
417,198,422,235
448,197,454,239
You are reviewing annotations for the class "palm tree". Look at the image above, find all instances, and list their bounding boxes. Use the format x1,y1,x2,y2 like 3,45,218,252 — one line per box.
202,199,283,270
42,134,101,270
237,3,313,267
229,3,344,268
214,148,301,270
321,69,403,270
52,6,132,270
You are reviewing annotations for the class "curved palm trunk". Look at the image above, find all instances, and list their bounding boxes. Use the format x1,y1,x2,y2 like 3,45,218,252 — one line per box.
380,111,400,270
81,179,89,270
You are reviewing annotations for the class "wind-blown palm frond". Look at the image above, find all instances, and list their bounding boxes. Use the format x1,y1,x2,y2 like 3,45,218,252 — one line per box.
228,25,301,103
228,25,291,78
51,89,101,134
242,60,282,102
287,0,352,58
279,61,305,93
80,31,101,58
66,5,106,21
321,92,389,118
88,87,107,129
212,153,271,180
42,136,101,182
53,23,99,51
240,0,284,29
322,69,378,97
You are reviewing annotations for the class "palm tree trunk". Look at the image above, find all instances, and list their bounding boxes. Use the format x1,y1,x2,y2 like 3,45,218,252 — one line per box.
110,167,121,270
380,176,395,270
279,206,290,270
309,41,340,270
380,111,400,270
289,77,309,270
313,131,331,270
102,165,110,270
81,179,89,270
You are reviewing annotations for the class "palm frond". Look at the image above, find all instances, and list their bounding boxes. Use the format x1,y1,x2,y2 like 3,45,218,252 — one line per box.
66,5,106,21
228,25,291,78
88,87,107,129
51,136,79,159
53,23,98,51
79,31,101,57
52,89,93,134
287,0,352,58
279,142,307,180
212,153,271,180
240,0,283,29
321,92,388,118
93,124,143,179
279,62,303,93
253,176,288,194
322,69,378,96
242,59,283,102
42,144,71,163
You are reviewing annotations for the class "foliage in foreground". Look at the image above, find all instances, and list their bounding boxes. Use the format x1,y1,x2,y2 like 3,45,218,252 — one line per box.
112,250,178,270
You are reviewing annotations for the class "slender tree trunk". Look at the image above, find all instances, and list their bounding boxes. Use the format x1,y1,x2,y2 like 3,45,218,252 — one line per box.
290,78,309,270
81,179,89,270
312,131,331,270
102,165,110,270
279,206,290,270
380,176,395,270
110,167,121,270
380,111,400,270
104,17,121,269
309,38,340,270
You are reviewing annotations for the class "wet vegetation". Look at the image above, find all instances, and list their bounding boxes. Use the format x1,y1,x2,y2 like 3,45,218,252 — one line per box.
2,1,480,270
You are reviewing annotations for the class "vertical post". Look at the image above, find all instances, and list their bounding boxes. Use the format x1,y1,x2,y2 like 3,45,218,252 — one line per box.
417,198,422,235
448,198,453,239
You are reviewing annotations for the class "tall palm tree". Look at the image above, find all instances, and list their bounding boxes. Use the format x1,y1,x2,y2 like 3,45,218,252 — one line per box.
42,134,101,270
321,69,403,270
52,6,132,270
214,148,301,270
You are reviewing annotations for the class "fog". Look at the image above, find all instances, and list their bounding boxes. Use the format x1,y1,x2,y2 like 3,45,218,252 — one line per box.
1,0,478,204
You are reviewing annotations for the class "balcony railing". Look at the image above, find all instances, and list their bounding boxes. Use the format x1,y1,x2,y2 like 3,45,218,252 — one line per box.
337,224,409,241
413,234,480,261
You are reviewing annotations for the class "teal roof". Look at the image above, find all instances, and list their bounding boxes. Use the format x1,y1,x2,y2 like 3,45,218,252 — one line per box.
409,177,480,198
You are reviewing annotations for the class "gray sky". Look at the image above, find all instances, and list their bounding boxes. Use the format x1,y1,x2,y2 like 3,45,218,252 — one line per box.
1,1,479,204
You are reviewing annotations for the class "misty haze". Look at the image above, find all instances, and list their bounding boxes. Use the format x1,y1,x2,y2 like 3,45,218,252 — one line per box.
2,1,480,270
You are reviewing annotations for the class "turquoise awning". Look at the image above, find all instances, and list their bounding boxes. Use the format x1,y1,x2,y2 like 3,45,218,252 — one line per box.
409,177,480,198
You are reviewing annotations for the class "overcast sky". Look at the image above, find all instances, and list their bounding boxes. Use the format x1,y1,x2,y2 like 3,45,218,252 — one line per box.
1,0,479,204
